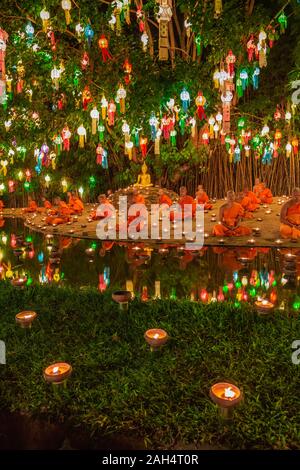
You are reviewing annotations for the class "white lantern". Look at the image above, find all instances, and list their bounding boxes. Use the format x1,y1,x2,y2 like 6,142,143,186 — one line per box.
61,0,72,25
40,9,50,32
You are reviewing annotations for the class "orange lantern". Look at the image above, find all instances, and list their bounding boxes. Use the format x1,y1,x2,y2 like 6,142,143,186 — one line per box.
98,34,112,62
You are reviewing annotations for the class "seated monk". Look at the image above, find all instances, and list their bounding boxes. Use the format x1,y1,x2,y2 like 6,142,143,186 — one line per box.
67,191,84,214
259,183,273,204
213,191,252,237
280,188,300,239
90,194,114,220
127,189,146,232
195,185,213,210
46,197,71,225
171,186,195,221
23,196,38,213
236,192,253,219
243,187,260,211
37,197,52,213
158,188,172,207
253,178,264,197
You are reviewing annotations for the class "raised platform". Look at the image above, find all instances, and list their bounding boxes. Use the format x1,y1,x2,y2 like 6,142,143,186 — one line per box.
2,197,299,249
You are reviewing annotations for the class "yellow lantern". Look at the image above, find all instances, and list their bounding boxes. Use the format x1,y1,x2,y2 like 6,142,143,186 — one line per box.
40,9,50,32
44,174,51,188
77,124,86,148
61,0,72,25
61,179,68,193
125,141,133,159
117,84,126,114
90,107,99,135
101,96,108,120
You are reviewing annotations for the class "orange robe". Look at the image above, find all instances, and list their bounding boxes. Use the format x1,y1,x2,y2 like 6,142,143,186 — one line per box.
245,191,260,210
128,194,146,231
179,195,196,218
213,202,252,237
24,200,38,213
260,188,273,204
239,196,253,219
0,200,4,210
196,192,212,210
280,203,300,239
72,197,84,214
46,201,71,225
91,198,113,220
159,194,172,206
37,200,52,213
253,183,264,198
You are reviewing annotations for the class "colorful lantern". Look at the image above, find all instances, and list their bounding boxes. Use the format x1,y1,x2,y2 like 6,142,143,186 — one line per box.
90,107,99,135
61,0,72,26
77,124,86,148
40,9,50,32
84,24,94,47
117,84,126,114
98,35,113,62
195,91,206,120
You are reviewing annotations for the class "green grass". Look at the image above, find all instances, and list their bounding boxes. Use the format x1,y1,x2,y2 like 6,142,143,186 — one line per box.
0,283,299,449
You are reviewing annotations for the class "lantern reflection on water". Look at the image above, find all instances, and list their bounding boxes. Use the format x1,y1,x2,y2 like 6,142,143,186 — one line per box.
210,382,242,418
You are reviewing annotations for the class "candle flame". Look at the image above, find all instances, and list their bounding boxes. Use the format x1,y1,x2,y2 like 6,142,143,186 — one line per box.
53,366,59,374
153,333,159,339
224,387,235,399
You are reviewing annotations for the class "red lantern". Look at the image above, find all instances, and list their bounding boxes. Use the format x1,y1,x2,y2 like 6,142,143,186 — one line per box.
61,125,71,151
82,85,92,111
98,34,113,62
108,100,116,126
81,51,89,70
226,50,236,78
200,288,208,303
123,58,132,85
270,289,277,304
140,137,148,157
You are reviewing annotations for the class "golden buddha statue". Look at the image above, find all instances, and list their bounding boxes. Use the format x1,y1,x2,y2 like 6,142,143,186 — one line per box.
135,162,153,188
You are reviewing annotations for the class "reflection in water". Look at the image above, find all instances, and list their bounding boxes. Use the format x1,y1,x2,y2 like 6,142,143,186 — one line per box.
1,218,300,312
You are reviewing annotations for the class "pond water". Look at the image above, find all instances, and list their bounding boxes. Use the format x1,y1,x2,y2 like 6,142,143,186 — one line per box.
1,218,299,310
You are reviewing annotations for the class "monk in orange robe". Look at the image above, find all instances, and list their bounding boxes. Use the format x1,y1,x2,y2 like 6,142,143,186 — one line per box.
90,194,114,220
46,197,71,225
195,185,212,210
158,188,172,206
280,188,300,239
213,191,252,237
37,197,52,213
127,189,147,232
259,183,273,204
253,178,264,198
23,196,38,213
0,200,4,210
236,192,253,219
243,187,260,211
170,186,196,222
72,196,84,214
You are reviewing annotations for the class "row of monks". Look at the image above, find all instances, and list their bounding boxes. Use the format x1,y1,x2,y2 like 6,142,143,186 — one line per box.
1,179,300,240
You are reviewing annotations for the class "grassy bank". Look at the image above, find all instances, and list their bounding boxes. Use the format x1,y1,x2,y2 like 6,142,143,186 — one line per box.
0,283,299,449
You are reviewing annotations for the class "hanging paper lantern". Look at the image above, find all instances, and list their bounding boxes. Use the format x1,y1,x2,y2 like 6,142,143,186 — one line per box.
40,9,50,33
123,58,132,84
61,0,72,26
149,113,158,140
98,123,105,142
117,84,126,114
213,69,220,89
154,129,162,155
278,12,288,33
286,142,292,158
208,116,215,138
214,0,222,17
61,178,68,193
108,100,116,126
292,137,299,155
61,125,71,151
84,24,94,47
51,67,61,90
101,96,108,120
200,288,208,303
285,110,292,124
180,88,190,112
226,50,236,78
140,32,148,52
82,85,92,110
195,91,206,120
25,22,34,41
217,287,225,302
77,124,87,148
275,129,282,145
274,106,282,121
170,129,177,146
44,174,51,188
258,31,267,68
98,35,113,62
75,23,84,39
247,35,256,62
8,180,15,193
140,137,148,157
202,129,209,145
90,107,99,135
125,141,134,159
195,34,202,57
240,69,249,90
81,51,89,70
